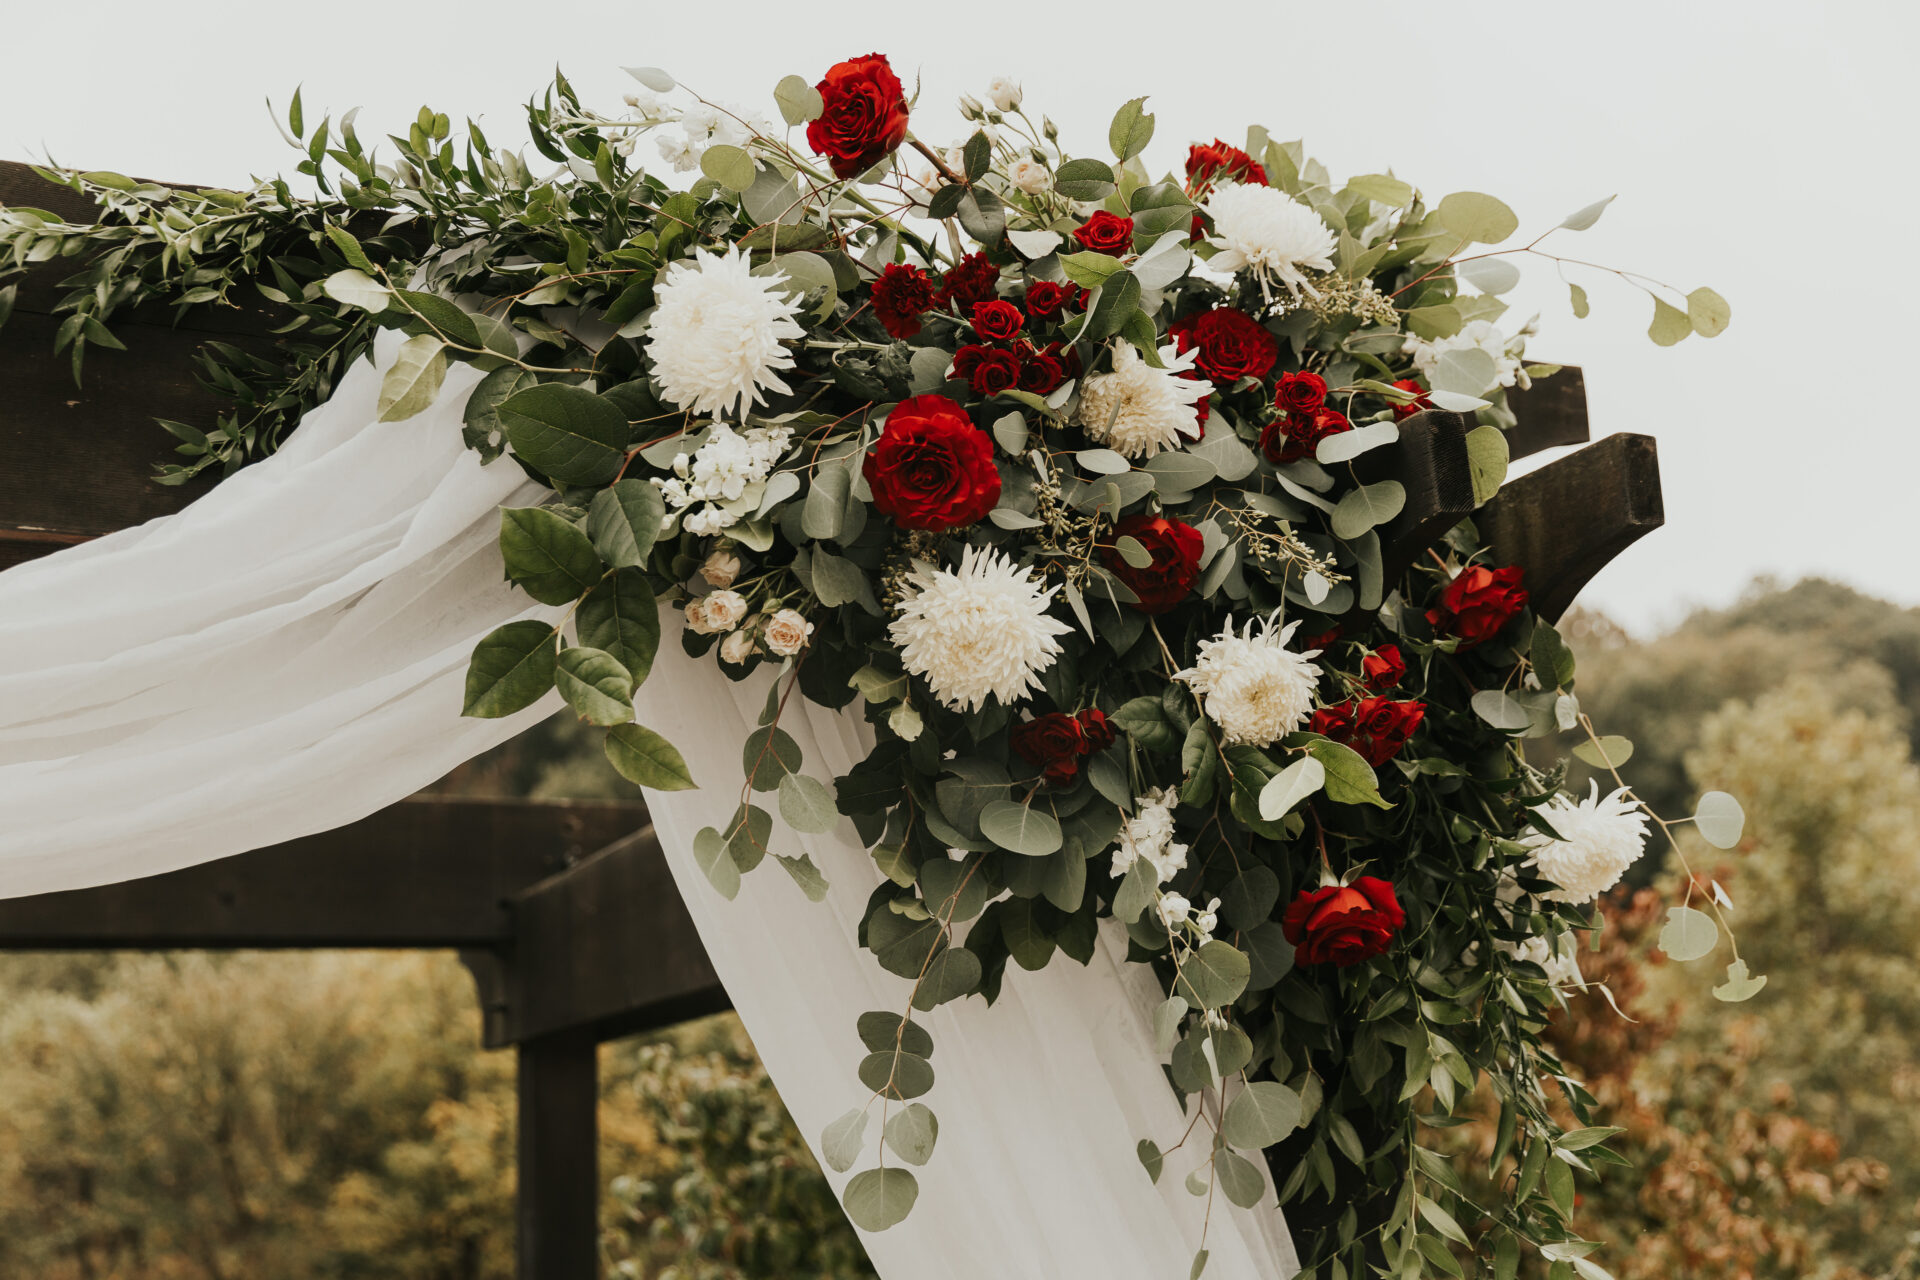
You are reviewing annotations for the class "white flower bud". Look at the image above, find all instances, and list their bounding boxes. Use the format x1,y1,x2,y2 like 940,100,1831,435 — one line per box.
719,629,756,665
763,608,814,657
988,77,1022,112
957,93,984,119
700,548,742,588
1008,158,1052,195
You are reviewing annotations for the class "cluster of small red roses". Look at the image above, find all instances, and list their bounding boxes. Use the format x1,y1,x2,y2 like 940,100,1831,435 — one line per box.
1427,565,1529,647
1254,370,1345,464
952,294,1081,399
1309,643,1425,766
869,253,1014,342
1098,514,1204,614
1011,708,1117,786
1182,139,1267,238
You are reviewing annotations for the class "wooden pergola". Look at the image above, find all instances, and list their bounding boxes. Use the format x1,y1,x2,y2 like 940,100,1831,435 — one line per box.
0,159,1662,1277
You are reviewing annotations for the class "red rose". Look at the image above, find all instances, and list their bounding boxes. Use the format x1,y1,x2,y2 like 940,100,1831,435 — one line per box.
971,299,1024,341
1308,701,1356,740
1260,405,1352,465
937,252,1001,312
1073,210,1134,256
1362,644,1406,689
1012,713,1089,786
959,347,1021,397
1024,280,1072,321
1077,708,1116,752
1303,625,1342,652
1312,695,1424,766
1168,307,1279,385
1389,378,1434,422
1018,346,1066,395
1282,877,1405,967
862,394,1001,531
805,54,910,179
1274,370,1328,415
1426,565,1529,648
1100,513,1204,615
870,263,935,340
1185,139,1268,192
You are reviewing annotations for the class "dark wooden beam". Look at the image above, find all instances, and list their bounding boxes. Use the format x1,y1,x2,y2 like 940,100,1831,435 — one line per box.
0,796,643,947
1480,432,1663,623
1505,367,1590,461
1358,409,1478,589
516,1028,601,1280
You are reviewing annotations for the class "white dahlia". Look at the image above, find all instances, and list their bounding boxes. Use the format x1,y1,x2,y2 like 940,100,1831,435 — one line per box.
1202,183,1337,301
1176,614,1322,748
645,246,805,418
889,546,1072,712
1075,341,1213,459
1522,781,1651,904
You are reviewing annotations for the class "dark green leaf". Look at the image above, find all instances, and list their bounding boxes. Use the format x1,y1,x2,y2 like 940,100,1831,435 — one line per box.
586,480,666,569
499,506,603,605
554,646,634,725
604,723,697,791
576,568,660,684
498,383,629,486
462,620,557,718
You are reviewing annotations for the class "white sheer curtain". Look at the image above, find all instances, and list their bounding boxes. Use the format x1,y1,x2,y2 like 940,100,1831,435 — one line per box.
0,335,1298,1277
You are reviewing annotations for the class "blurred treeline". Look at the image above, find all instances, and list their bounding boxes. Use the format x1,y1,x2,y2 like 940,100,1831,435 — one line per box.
5,578,1920,1277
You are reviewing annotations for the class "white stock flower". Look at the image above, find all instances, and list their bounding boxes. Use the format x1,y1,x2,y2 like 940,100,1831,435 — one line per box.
1509,934,1584,988
1202,183,1337,301
988,77,1023,111
1403,319,1525,391
646,246,804,418
763,608,814,657
719,629,756,664
1176,614,1323,748
1008,158,1052,195
889,546,1072,712
1522,781,1651,904
1074,341,1213,459
652,422,792,535
1155,892,1193,928
1193,896,1222,942
655,130,703,172
1109,787,1188,882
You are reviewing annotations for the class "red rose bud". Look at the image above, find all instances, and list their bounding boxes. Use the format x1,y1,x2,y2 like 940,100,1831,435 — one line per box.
863,394,1001,532
1076,708,1117,752
1282,877,1405,967
1100,513,1204,614
1362,644,1406,689
1261,405,1351,465
1012,712,1090,787
805,53,910,180
937,252,1000,312
1018,346,1066,395
870,262,935,340
1184,139,1268,192
971,299,1024,341
1274,370,1328,415
1073,210,1134,257
1389,378,1434,422
1168,307,1279,385
1426,564,1529,648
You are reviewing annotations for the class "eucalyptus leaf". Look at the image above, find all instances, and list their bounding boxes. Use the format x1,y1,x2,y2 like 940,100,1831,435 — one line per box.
1465,424,1509,506
1258,756,1325,821
1435,191,1519,244
692,825,740,899
883,1103,939,1166
820,1108,867,1173
1658,906,1718,962
1330,480,1405,540
1174,940,1250,1010
778,772,841,834
1692,790,1745,848
844,1167,918,1232
978,800,1063,856
1222,1081,1303,1148
1712,958,1768,1003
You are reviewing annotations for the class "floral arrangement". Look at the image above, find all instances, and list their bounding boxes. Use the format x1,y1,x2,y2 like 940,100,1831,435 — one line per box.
0,54,1754,1278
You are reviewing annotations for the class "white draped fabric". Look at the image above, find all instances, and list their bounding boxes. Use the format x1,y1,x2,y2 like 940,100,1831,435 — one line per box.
0,334,1298,1277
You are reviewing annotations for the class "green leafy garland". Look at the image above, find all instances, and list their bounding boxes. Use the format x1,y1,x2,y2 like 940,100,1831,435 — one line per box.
0,58,1755,1279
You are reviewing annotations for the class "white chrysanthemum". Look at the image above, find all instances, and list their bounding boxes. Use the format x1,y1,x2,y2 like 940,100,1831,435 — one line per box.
1522,781,1651,904
1176,614,1322,748
646,246,805,418
1403,319,1527,391
1075,341,1213,459
889,547,1072,712
1203,182,1337,300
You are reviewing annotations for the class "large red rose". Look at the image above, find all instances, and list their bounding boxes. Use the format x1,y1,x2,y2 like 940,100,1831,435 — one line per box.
1426,565,1529,648
1389,378,1435,422
1260,405,1352,465
870,262,934,340
971,299,1024,340
1185,139,1268,191
863,394,1001,531
1362,644,1407,689
1073,211,1134,256
1100,514,1204,614
937,252,1001,312
805,54,910,179
1076,708,1116,751
1012,713,1089,786
1274,370,1328,415
1168,307,1278,384
1282,877,1405,967
1024,280,1082,322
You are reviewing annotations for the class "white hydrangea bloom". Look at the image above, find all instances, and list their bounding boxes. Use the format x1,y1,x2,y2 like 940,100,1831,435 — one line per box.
1109,788,1187,881
1202,182,1336,301
1075,341,1213,459
1402,319,1528,391
889,547,1073,712
646,247,805,418
652,422,792,535
1522,781,1651,904
1176,614,1323,748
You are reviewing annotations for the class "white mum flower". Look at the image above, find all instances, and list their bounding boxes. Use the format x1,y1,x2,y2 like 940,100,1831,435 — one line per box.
1176,614,1323,748
1522,781,1650,904
1403,319,1526,391
1202,183,1336,301
646,247,805,418
1075,341,1213,459
889,546,1072,712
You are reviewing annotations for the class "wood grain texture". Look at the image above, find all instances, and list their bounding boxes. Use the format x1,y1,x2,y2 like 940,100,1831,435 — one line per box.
1504,366,1590,461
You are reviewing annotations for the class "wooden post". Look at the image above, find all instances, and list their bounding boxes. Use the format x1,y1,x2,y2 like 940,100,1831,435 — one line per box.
516,1029,601,1280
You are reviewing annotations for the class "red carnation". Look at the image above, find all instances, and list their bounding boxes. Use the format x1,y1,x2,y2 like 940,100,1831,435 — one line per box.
1282,877,1405,967
1426,564,1529,648
1018,345,1066,395
1185,139,1268,192
1389,379,1435,422
1260,405,1352,465
805,54,910,180
1311,696,1425,767
862,394,1001,531
1076,708,1116,752
1073,210,1134,257
1100,513,1204,615
1274,370,1328,415
1012,713,1090,786
870,263,935,340
1361,644,1406,689
1168,307,1278,385
971,299,1024,341
938,252,1001,312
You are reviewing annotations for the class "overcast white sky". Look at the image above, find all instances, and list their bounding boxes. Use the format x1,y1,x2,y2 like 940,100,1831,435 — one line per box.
4,0,1914,633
